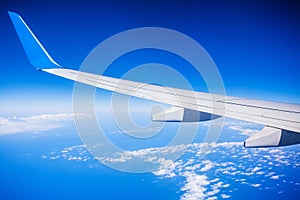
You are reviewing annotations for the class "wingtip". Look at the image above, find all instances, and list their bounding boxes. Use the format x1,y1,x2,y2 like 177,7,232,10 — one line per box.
7,11,19,18
8,11,62,69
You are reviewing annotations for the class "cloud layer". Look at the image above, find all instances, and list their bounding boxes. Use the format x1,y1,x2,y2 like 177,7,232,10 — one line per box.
4,113,298,199
42,140,300,200
0,113,89,135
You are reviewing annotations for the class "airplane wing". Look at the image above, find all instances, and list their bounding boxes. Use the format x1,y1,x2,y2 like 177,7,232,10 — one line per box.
8,12,300,148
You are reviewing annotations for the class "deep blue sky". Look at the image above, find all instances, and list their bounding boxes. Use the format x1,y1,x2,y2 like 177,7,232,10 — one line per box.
1,0,300,113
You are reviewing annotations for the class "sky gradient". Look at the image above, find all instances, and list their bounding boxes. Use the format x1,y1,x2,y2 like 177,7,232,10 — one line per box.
1,0,300,113
1,1,300,199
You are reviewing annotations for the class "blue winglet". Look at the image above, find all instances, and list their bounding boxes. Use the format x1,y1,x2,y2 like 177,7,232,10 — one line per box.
8,11,61,69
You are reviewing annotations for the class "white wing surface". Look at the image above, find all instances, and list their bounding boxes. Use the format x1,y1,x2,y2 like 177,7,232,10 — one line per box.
9,11,300,148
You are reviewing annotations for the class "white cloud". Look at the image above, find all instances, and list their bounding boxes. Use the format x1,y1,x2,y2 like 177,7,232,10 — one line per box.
0,113,90,135
206,197,217,200
0,117,10,125
269,149,282,154
42,144,91,162
228,125,259,135
200,160,214,172
251,183,262,187
215,142,243,148
20,113,90,122
180,172,209,200
252,167,261,172
153,158,180,178
0,120,62,135
110,126,162,134
270,175,280,180
221,194,231,199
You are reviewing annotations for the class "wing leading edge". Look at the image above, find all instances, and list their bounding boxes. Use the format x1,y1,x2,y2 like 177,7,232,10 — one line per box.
9,12,300,148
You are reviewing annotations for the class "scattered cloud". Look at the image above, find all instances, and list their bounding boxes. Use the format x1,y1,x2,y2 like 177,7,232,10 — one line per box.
153,158,181,178
221,194,231,199
270,175,280,180
180,172,210,200
200,160,214,172
251,183,262,187
33,117,300,200
252,167,261,172
41,139,300,200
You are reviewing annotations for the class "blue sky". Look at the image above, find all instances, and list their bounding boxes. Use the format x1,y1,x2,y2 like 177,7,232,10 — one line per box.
1,2,300,199
1,0,300,113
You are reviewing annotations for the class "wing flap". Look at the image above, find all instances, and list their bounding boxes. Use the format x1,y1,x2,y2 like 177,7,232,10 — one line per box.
245,126,300,147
